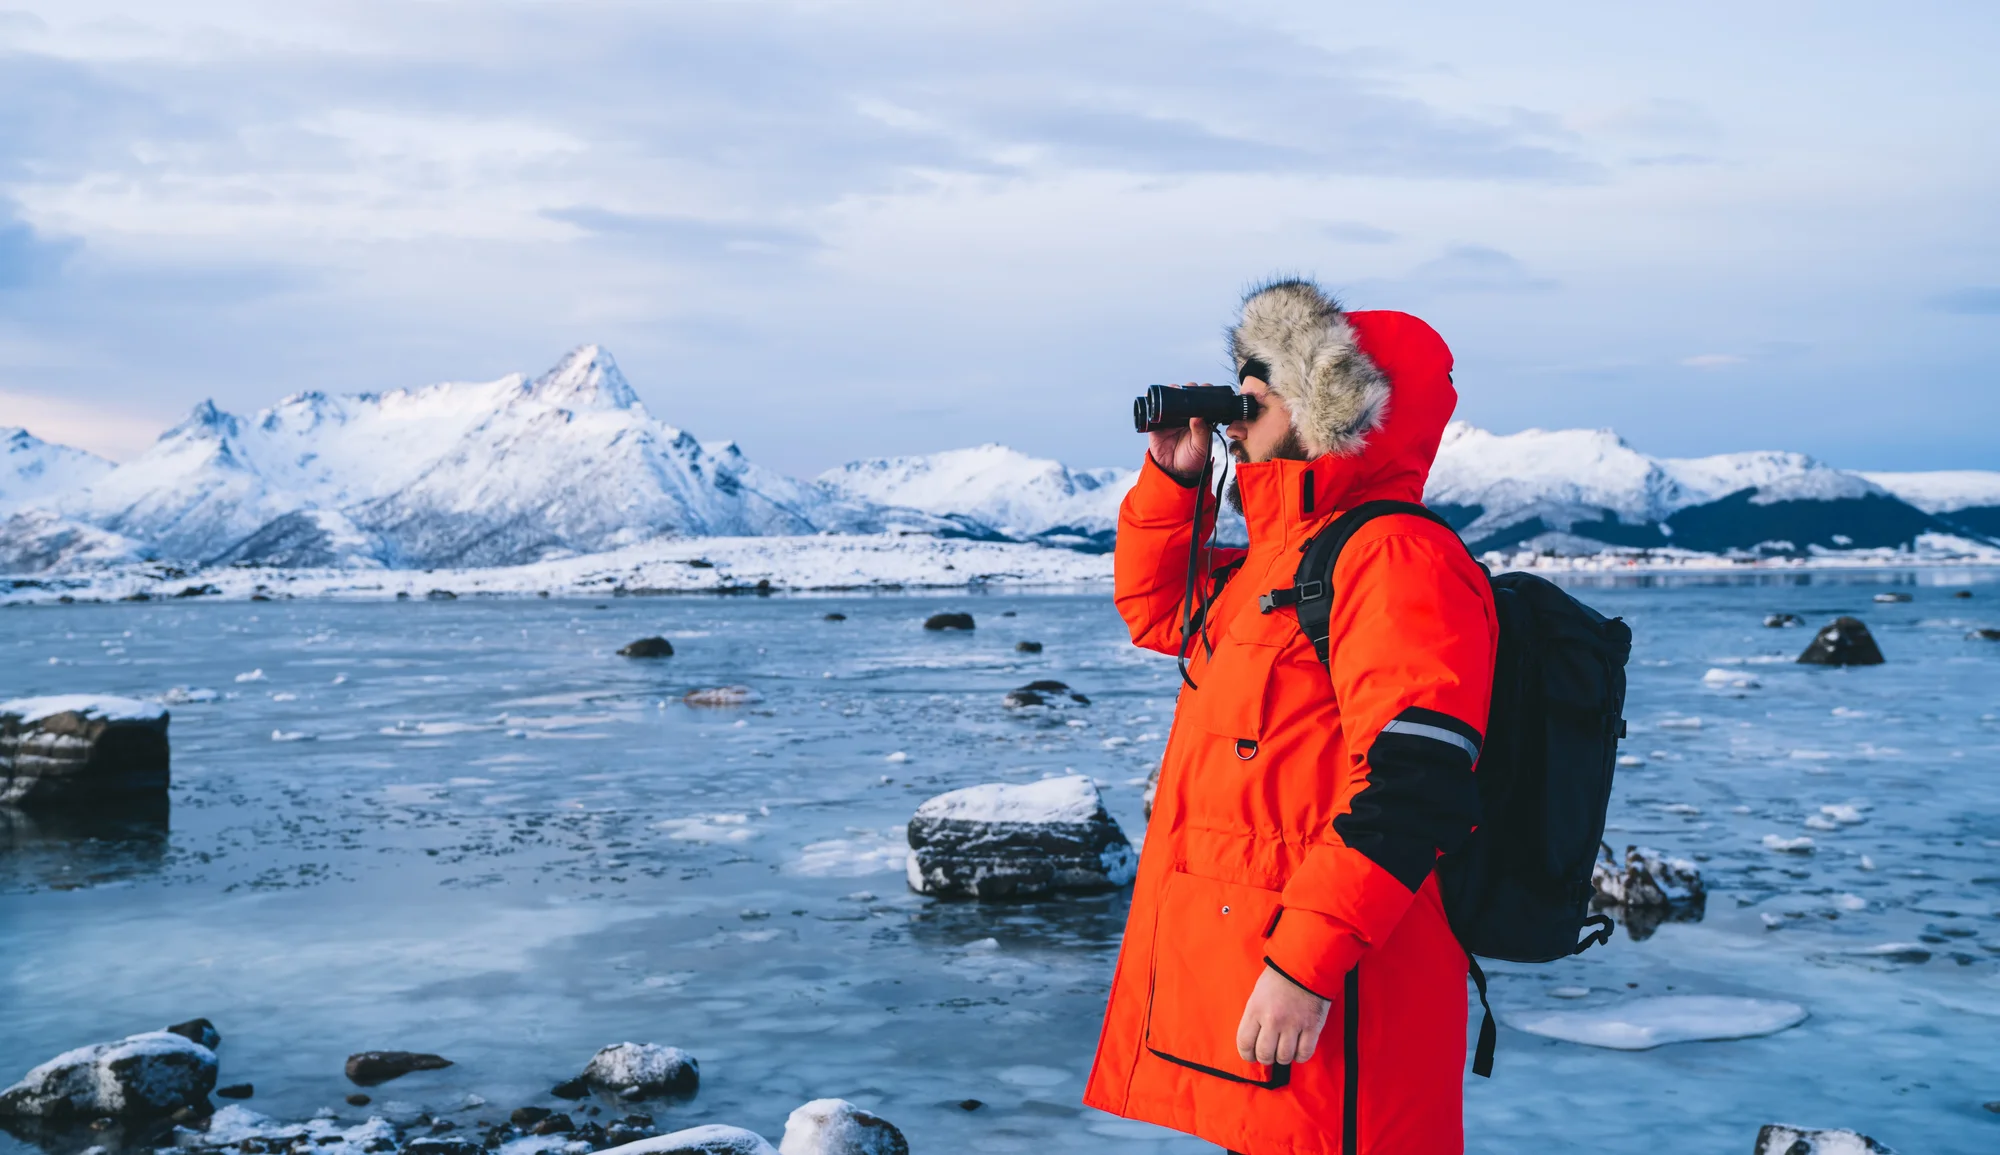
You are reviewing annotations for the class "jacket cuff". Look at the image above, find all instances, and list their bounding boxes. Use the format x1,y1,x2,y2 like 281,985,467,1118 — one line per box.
1125,452,1203,524
1262,907,1365,1001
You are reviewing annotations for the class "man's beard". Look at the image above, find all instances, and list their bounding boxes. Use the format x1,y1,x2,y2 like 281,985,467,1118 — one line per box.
1225,427,1311,513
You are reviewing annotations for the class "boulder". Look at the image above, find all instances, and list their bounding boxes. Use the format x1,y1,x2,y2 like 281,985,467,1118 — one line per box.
823,613,847,622
0,1031,217,1119
1002,680,1089,709
1953,589,1973,598
405,1140,484,1155
344,1051,452,1086
581,1043,699,1099
215,1084,253,1100
1591,844,1703,907
1797,617,1884,666
166,1018,221,1050
922,612,975,631
597,1124,775,1155
1763,613,1802,628
618,637,676,658
1970,628,2000,641
0,696,170,808
778,1099,907,1155
907,775,1137,899
425,589,457,601
1753,1124,1898,1154
1014,641,1043,654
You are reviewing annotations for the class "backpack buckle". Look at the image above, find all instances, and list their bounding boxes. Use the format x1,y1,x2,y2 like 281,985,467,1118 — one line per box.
1296,580,1325,603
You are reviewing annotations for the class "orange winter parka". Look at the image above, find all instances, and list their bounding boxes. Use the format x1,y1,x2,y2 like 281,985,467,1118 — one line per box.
1084,301,1497,1155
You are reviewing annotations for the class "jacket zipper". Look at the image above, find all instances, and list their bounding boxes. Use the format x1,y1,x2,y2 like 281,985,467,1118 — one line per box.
1342,967,1360,1155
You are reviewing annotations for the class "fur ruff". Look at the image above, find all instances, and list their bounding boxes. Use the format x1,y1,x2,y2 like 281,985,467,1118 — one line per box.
1228,279,1389,456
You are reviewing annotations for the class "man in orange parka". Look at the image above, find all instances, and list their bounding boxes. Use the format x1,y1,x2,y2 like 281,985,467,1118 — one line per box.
1083,279,1497,1155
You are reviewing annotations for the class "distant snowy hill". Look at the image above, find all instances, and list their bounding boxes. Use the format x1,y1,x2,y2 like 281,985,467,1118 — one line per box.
2,427,114,513
1,348,1994,578
819,444,1133,551
1425,422,1961,555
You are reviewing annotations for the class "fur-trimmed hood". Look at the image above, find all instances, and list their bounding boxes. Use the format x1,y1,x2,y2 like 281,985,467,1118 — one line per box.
1229,279,1390,457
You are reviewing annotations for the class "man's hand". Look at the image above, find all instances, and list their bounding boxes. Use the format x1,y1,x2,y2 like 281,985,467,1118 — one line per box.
1236,966,1331,1066
1147,386,1214,485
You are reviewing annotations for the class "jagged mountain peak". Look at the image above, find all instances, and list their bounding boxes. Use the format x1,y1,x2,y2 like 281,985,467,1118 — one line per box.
527,344,641,412
163,399,242,442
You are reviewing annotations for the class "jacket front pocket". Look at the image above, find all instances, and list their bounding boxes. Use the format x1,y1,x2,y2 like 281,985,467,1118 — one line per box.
1145,869,1289,1088
1178,639,1282,743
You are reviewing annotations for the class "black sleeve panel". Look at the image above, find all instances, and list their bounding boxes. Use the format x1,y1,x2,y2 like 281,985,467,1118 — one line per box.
1331,706,1484,893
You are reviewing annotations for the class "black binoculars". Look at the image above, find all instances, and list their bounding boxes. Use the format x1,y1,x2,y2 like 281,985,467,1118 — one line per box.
1131,384,1262,433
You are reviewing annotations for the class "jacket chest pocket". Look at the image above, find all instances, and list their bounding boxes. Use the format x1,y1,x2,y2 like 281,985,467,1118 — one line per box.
1179,603,1302,747
1145,869,1289,1088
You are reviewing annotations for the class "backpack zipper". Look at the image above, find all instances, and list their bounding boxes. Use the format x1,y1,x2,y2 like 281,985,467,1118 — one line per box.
1342,967,1360,1154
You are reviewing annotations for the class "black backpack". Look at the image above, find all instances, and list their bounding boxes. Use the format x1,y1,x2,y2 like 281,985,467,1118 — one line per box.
1259,499,1632,1077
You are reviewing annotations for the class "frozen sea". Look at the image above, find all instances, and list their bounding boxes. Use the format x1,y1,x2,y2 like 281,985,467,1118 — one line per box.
2,571,1998,1155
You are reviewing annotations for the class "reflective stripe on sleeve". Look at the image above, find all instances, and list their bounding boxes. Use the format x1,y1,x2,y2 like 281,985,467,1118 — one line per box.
1378,719,1481,762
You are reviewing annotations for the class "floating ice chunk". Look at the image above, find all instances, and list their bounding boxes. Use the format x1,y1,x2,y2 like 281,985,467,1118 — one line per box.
1819,804,1867,825
1830,706,1869,718
1548,987,1590,999
1702,668,1760,689
789,828,906,877
1660,803,1701,815
1790,749,1835,761
271,730,313,742
683,686,762,707
270,691,298,702
1763,834,1815,853
656,814,755,843
884,751,909,763
161,686,219,705
1101,737,1130,748
1833,894,1868,912
1761,913,1787,929
234,669,265,683
1657,716,1702,730
1839,943,1931,964
1858,855,1876,871
1617,754,1647,767
965,938,1000,951
1509,995,1806,1050
1804,815,1839,832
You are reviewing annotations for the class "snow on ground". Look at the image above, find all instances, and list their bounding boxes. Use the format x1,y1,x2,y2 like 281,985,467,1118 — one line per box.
1508,995,1808,1050
0,694,169,723
1861,469,2000,513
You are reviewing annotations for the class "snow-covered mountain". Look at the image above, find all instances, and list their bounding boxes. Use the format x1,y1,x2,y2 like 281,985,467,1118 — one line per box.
819,444,1133,551
1425,422,1961,554
2,427,114,514
2,348,1994,577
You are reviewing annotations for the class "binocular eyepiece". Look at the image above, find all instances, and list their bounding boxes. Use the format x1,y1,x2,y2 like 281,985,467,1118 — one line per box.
1131,384,1261,433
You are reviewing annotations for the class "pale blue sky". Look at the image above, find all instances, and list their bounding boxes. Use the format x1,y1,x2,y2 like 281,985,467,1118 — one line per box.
0,1,1994,474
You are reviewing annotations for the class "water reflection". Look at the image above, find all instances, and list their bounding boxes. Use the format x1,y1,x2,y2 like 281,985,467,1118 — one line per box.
0,801,169,892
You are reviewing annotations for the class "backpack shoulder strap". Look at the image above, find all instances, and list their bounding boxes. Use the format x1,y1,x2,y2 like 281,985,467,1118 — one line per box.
1258,499,1461,664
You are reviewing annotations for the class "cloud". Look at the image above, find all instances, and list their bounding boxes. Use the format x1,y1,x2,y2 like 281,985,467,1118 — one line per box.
0,206,78,290
1928,287,2000,315
1680,353,1745,369
1405,245,1556,293
543,207,822,260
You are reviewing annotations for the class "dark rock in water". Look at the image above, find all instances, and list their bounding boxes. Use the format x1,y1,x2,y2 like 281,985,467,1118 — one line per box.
580,1043,699,1099
957,1100,983,1111
551,1077,589,1099
571,1122,607,1147
425,589,457,601
780,1098,908,1155
165,1019,220,1050
923,612,975,631
1970,628,2000,641
214,1084,252,1100
529,1113,574,1136
0,696,170,808
174,584,220,599
119,591,152,602
1014,641,1043,653
1753,1124,1898,1154
511,1107,552,1126
169,1099,214,1124
346,1093,371,1106
1797,617,1884,666
907,775,1137,900
1001,611,1016,617
823,613,847,622
405,1140,483,1155
1003,680,1089,709
395,592,411,601
1763,613,1802,628
344,1051,452,1086
1954,590,1974,598
617,637,675,658
1591,844,1705,941
0,1031,217,1119
1871,591,1911,603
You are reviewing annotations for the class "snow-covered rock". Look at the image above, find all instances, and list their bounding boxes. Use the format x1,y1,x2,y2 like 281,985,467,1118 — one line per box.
1753,1124,1898,1155
1592,845,1704,908
777,1099,907,1155
580,1043,698,1099
1002,680,1091,710
906,775,1137,899
598,1125,775,1155
0,427,114,514
819,444,1132,549
0,1031,216,1119
1508,995,1806,1050
180,1104,399,1155
0,695,170,807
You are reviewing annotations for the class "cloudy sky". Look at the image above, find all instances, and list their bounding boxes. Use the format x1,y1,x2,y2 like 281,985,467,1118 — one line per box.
0,1,1995,474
